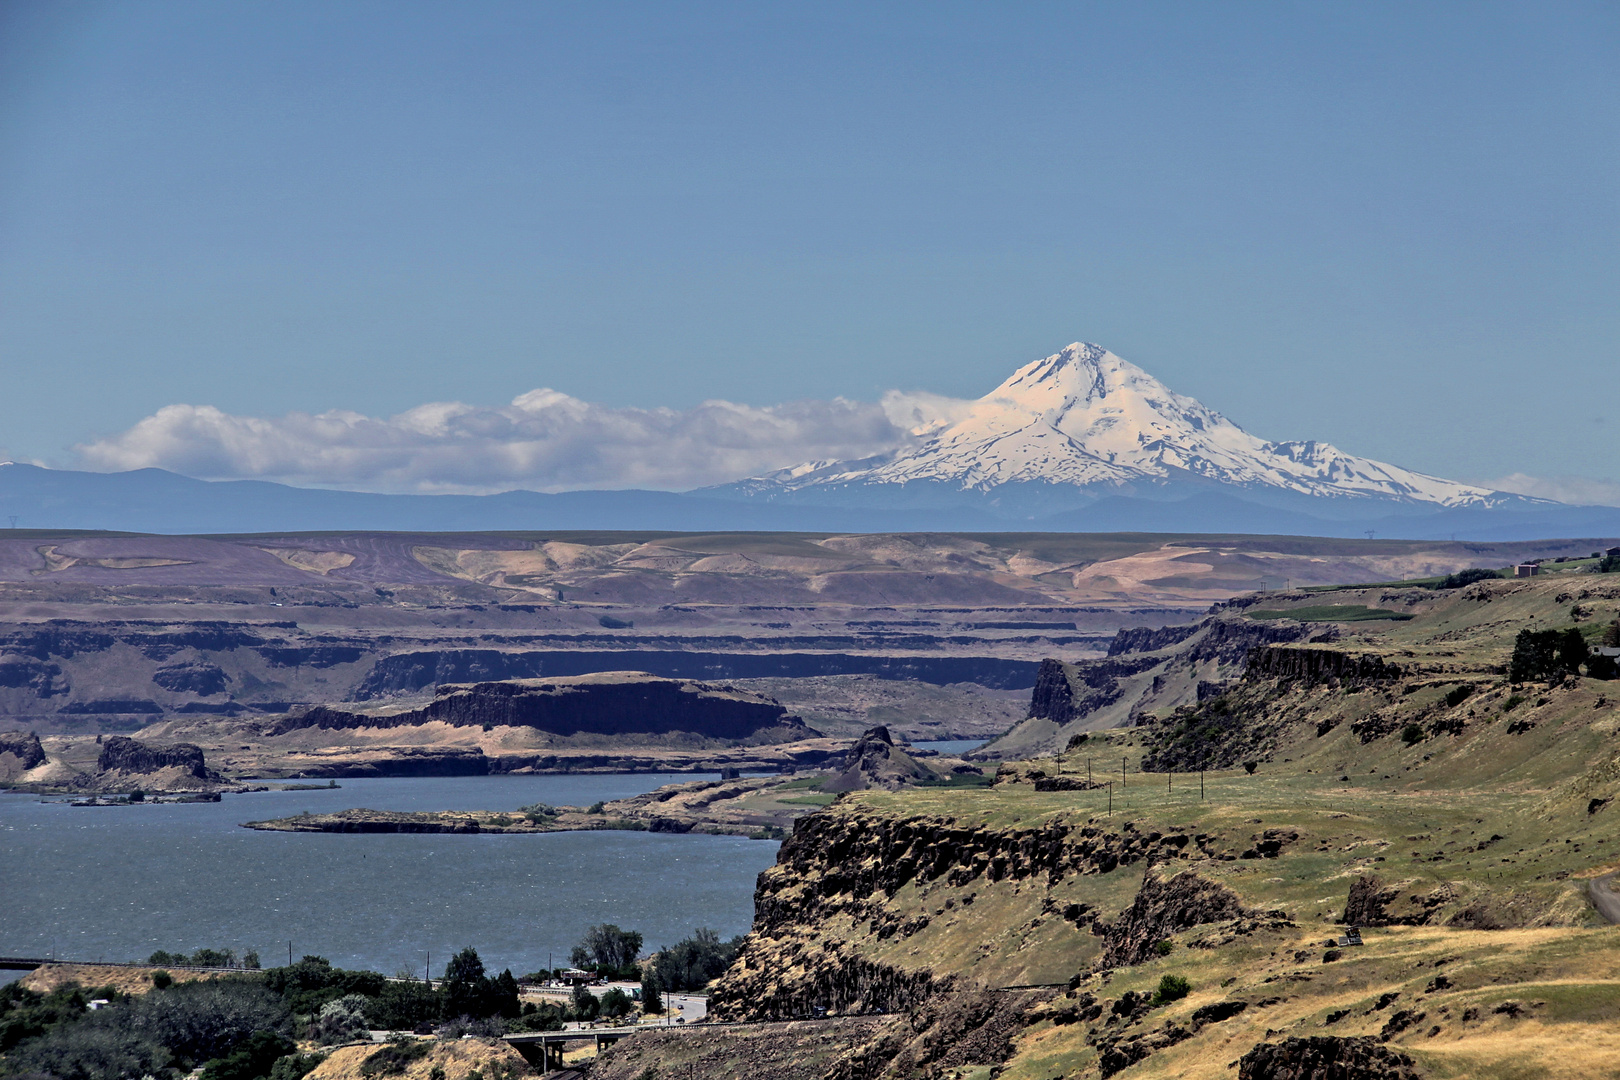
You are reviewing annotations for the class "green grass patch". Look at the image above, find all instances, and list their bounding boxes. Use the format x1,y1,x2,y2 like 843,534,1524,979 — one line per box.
778,793,838,806
915,773,996,789
1245,604,1415,622
776,774,829,791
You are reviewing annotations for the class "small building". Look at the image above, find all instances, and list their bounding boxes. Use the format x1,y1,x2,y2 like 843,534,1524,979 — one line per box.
559,968,597,986
1515,564,1540,578
1607,546,1620,558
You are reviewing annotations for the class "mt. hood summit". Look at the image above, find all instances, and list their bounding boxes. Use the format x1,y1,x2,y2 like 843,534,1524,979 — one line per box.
711,342,1523,519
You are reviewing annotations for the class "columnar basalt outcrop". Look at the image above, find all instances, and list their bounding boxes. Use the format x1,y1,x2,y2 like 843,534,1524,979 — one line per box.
270,673,819,742
1107,623,1201,657
95,735,212,779
1246,645,1403,686
710,807,1215,1024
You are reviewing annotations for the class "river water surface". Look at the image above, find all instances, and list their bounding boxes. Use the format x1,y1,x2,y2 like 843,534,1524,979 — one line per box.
1,774,779,979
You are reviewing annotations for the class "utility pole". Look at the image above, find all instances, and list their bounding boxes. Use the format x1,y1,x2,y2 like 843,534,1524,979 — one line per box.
1200,770,1205,800
1087,758,1092,785
1167,770,1171,793
1122,756,1126,790
1107,783,1112,817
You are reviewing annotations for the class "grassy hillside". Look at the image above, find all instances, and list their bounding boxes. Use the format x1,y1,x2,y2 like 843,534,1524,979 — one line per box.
674,569,1620,1079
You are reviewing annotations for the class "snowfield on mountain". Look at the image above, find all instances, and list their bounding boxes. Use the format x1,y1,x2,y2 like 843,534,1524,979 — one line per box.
714,342,1535,516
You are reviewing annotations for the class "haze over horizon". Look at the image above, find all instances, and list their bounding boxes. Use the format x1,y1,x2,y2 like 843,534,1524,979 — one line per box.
2,2,1616,507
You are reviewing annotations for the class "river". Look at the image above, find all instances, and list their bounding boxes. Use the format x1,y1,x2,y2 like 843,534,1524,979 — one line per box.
0,774,779,981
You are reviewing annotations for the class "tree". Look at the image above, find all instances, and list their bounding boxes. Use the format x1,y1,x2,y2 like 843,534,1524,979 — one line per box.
1509,628,1584,683
572,924,644,974
441,948,487,1020
639,976,663,1014
365,977,438,1032
571,984,600,1022
599,988,633,1018
490,970,521,1020
646,929,741,992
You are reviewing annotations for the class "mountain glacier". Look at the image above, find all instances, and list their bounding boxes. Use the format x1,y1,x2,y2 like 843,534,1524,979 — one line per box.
711,342,1526,519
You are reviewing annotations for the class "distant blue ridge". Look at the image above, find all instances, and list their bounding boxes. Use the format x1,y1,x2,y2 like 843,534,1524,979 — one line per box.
2,463,1619,541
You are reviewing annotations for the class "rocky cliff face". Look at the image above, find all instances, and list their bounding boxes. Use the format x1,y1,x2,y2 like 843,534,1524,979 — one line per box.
1246,645,1403,686
1107,623,1201,657
1097,869,1287,967
96,735,212,779
710,807,1216,1023
997,616,1329,757
821,726,942,792
0,730,46,771
272,673,818,743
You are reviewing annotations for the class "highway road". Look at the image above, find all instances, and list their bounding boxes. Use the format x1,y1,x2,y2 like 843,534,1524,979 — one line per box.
1589,872,1620,923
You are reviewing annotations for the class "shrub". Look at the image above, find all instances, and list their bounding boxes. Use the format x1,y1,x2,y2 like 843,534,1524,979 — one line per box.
1444,684,1475,708
600,988,633,1018
1153,940,1174,957
571,984,600,1021
1597,554,1620,574
152,970,174,990
1152,975,1190,1004
1503,694,1526,712
200,1029,296,1080
6,977,291,1075
312,994,372,1044
510,1002,566,1032
263,955,386,1015
268,1051,327,1080
1401,724,1425,746
1242,761,1258,775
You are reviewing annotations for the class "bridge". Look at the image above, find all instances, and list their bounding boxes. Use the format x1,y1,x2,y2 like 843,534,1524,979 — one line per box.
505,1025,643,1070
0,957,53,972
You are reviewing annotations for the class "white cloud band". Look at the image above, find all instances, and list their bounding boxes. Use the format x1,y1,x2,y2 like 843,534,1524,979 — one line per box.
72,389,955,494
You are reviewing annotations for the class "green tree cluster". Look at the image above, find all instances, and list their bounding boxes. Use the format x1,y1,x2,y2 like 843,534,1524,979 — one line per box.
644,928,744,992
569,924,644,979
1509,628,1594,683
1431,567,1502,590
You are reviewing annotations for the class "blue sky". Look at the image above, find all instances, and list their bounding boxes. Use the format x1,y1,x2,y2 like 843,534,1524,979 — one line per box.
1,1,1616,498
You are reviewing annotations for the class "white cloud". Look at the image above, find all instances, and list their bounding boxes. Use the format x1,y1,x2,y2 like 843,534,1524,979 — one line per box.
1482,473,1620,508
73,390,926,494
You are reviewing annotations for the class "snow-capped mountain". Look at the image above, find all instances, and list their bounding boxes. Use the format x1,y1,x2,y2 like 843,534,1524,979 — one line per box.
713,342,1527,517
